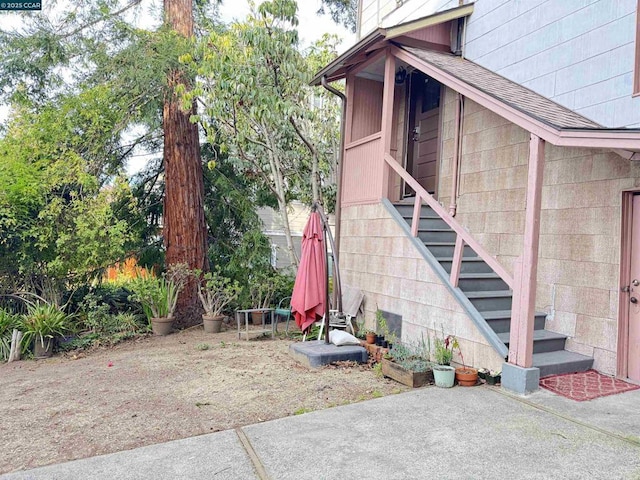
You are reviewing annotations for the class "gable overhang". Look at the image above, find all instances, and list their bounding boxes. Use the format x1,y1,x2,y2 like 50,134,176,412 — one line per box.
391,46,640,152
309,3,474,86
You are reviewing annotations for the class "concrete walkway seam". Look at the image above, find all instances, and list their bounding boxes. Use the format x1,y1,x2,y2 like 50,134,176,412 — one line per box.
235,428,271,480
488,386,640,447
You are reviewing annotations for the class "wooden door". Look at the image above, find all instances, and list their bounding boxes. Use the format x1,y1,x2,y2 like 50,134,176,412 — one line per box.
404,73,441,197
627,194,640,381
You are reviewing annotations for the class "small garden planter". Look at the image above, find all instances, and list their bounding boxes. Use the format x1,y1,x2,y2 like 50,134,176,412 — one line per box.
455,367,479,387
485,373,501,385
33,338,54,358
203,315,225,333
381,358,433,388
365,332,376,344
150,317,173,336
251,310,268,326
433,365,456,388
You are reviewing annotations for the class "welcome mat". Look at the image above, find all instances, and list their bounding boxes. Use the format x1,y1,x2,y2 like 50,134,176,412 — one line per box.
540,370,640,401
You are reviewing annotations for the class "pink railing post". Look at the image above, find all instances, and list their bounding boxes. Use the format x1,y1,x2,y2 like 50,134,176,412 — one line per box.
508,256,523,364
411,195,421,237
450,235,465,288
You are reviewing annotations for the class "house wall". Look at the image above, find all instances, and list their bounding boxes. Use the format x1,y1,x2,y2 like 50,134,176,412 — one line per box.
436,87,640,374
359,0,640,126
340,202,505,371
464,0,640,128
359,0,459,37
351,77,384,141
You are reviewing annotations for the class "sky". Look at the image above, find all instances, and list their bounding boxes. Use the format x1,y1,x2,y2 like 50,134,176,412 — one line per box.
0,0,355,174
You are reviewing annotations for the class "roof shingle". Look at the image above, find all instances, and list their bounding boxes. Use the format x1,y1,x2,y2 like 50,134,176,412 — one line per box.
403,46,602,130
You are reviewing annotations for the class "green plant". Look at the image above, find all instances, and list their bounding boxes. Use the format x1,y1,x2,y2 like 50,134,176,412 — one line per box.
196,343,211,351
433,330,458,366
388,335,432,373
194,268,241,317
20,303,73,350
0,309,20,360
128,264,188,320
376,307,398,344
248,271,277,309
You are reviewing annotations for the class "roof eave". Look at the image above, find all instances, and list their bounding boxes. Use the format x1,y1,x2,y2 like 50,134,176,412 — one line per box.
310,30,386,86
310,3,475,86
392,46,640,151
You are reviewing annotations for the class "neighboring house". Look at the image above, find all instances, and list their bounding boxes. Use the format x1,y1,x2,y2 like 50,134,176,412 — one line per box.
313,0,640,393
258,201,336,272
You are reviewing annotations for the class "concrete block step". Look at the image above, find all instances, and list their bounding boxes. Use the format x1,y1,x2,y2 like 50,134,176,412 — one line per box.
481,310,546,333
436,257,493,274
534,350,594,378
458,273,509,292
498,329,567,354
466,290,513,312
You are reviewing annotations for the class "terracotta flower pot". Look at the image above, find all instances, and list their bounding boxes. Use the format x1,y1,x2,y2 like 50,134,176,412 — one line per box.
251,310,267,326
365,332,376,344
150,317,173,336
203,315,224,333
455,367,479,387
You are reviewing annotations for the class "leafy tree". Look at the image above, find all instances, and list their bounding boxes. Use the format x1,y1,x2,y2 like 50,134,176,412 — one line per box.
0,91,137,293
319,0,357,33
185,0,340,267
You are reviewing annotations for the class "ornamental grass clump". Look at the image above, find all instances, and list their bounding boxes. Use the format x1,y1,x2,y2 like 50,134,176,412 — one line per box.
388,335,432,373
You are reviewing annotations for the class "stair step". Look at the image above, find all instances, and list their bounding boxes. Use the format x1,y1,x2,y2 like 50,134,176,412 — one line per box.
424,242,477,258
458,273,509,292
534,351,594,378
417,228,456,243
436,257,493,274
406,217,450,229
466,290,513,312
497,330,567,354
394,203,435,217
480,310,546,333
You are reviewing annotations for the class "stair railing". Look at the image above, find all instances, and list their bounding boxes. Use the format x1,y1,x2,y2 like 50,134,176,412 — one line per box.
384,154,514,289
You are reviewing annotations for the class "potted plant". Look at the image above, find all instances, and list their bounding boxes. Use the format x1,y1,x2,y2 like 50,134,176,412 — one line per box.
454,344,479,387
195,268,240,333
381,335,433,388
485,370,501,385
129,264,188,335
20,303,73,358
365,329,377,345
432,331,457,388
248,272,276,325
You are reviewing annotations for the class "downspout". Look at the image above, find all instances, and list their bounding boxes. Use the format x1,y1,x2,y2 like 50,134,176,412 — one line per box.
321,75,347,308
449,93,463,216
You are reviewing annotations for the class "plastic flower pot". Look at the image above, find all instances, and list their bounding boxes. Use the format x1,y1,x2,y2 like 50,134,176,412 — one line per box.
433,365,456,388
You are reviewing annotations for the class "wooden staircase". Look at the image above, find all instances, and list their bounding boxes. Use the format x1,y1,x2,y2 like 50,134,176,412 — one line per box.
393,202,593,377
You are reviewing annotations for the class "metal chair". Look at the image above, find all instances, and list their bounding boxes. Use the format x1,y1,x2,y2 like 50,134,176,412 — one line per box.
273,296,293,335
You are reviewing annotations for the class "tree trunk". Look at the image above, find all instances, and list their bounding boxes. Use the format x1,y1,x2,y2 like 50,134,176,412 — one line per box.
163,0,208,327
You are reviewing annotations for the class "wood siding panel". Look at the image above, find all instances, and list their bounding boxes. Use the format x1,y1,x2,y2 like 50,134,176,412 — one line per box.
343,135,383,206
404,21,451,46
351,77,384,142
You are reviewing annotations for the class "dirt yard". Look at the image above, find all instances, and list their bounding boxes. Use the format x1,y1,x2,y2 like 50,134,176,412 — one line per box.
0,326,406,474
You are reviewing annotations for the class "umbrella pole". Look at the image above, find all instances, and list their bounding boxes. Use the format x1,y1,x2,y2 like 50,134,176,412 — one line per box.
323,216,330,344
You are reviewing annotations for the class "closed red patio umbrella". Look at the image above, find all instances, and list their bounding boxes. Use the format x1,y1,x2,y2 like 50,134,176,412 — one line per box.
291,210,327,335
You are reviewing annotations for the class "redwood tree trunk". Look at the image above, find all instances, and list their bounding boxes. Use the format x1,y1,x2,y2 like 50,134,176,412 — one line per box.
163,0,208,327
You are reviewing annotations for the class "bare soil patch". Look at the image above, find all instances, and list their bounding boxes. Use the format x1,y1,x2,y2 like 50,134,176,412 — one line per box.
0,326,406,474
